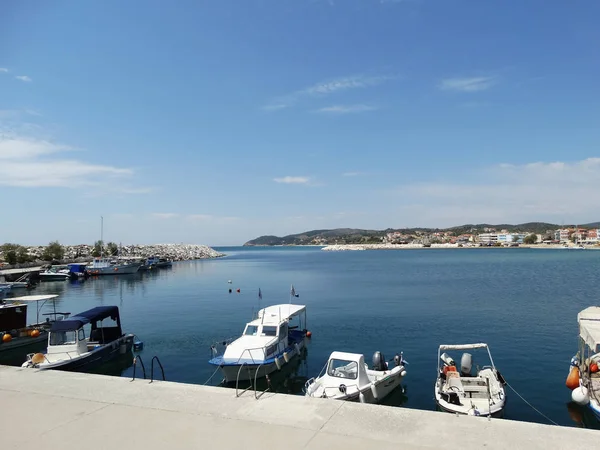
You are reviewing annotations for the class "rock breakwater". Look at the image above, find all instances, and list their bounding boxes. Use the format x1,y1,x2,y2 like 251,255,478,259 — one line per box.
118,244,224,260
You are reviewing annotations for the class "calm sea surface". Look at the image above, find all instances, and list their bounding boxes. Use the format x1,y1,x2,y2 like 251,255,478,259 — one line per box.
3,246,599,428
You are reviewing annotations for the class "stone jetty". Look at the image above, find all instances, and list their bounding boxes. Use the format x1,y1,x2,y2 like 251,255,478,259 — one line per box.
117,244,224,260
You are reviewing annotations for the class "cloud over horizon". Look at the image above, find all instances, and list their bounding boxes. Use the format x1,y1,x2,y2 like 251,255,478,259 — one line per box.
438,76,497,92
15,75,32,82
273,176,311,184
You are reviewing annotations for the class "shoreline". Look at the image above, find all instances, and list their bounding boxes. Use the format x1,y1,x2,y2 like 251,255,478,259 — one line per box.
321,243,600,251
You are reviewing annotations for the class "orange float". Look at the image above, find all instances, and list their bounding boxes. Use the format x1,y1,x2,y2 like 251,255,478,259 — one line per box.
30,329,41,338
306,331,312,338
591,363,599,373
2,333,12,343
566,366,580,390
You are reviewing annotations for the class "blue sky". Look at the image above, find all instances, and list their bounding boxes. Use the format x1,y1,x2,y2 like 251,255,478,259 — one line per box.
1,0,599,246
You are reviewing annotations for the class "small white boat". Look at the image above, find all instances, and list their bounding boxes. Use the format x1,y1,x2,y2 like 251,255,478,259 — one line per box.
434,343,506,417
568,307,600,420
208,303,309,383
22,305,134,371
304,350,407,403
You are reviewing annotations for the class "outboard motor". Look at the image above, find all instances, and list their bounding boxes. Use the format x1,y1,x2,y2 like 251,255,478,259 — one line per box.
460,353,472,377
372,351,387,371
440,352,455,367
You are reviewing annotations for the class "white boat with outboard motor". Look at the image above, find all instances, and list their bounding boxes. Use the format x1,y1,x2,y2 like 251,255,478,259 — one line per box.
0,295,67,353
304,350,407,403
208,303,310,383
22,305,134,371
435,343,506,417
567,307,600,420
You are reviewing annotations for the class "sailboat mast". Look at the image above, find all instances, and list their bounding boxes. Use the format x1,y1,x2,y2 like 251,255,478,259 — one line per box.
100,216,104,257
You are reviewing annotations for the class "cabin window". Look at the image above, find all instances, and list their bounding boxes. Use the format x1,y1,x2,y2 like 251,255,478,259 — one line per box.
266,344,278,357
50,330,77,346
261,326,277,337
244,325,258,336
78,328,85,341
278,323,288,340
327,359,358,380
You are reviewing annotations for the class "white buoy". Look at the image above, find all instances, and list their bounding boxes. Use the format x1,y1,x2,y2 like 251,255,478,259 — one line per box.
400,370,407,377
283,351,291,363
227,280,232,284
275,357,282,370
359,392,366,403
572,386,590,405
370,383,379,400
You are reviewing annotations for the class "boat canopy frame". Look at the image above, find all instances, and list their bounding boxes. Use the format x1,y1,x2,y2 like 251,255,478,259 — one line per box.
437,343,497,372
50,306,122,333
255,304,307,329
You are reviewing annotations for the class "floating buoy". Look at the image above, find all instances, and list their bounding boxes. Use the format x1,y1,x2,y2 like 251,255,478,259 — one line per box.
572,386,590,405
114,267,118,272
228,288,232,293
30,329,40,338
236,288,240,293
31,353,45,364
306,331,312,338
591,363,599,373
566,366,580,390
2,333,12,343
228,280,232,284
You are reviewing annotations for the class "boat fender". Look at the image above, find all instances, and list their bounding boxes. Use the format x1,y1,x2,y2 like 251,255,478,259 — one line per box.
370,383,379,400
275,357,282,370
283,351,291,363
572,386,590,405
400,369,407,377
566,366,580,390
339,384,347,394
294,343,300,355
359,392,366,403
119,342,127,354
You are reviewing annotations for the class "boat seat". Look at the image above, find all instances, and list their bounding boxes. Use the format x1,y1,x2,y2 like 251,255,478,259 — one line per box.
445,371,465,393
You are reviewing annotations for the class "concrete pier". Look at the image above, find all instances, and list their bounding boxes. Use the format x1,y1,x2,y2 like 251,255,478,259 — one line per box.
0,365,597,449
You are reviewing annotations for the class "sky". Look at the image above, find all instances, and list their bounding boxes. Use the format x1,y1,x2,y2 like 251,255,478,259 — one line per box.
1,0,599,246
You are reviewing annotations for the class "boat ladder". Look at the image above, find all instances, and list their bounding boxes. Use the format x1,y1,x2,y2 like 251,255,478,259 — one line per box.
131,355,166,382
235,362,271,399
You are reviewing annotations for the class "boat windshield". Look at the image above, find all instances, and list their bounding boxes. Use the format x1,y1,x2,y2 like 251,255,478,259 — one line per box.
245,325,258,336
327,359,358,379
261,326,277,337
49,330,77,346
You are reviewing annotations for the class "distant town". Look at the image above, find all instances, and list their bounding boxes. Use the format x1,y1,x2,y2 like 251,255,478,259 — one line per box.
244,222,600,247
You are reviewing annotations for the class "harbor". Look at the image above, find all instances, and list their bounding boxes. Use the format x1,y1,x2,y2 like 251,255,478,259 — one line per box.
2,245,600,431
1,365,598,449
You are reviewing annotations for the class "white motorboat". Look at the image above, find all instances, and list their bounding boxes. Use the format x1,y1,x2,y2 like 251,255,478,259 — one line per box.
434,343,506,417
208,303,309,383
567,307,600,420
304,350,407,403
22,305,134,371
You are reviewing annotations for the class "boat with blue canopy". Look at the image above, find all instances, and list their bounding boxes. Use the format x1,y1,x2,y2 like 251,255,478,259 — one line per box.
21,305,134,371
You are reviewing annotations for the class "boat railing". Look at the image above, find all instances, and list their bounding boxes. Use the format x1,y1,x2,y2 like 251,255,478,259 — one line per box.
234,346,267,365
235,363,253,397
254,364,271,400
319,383,361,398
131,355,147,381
150,356,166,383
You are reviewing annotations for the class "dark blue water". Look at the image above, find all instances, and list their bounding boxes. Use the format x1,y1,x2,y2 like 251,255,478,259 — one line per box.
3,247,599,427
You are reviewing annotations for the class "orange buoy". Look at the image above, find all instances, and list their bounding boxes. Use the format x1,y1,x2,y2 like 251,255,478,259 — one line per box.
31,353,45,364
566,366,580,390
306,331,312,338
592,363,599,373
30,329,41,338
2,333,12,343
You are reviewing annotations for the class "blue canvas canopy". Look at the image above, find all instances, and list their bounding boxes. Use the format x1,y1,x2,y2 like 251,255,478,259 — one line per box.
50,306,121,332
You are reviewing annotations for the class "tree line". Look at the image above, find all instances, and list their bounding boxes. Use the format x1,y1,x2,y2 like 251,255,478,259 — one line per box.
0,240,120,265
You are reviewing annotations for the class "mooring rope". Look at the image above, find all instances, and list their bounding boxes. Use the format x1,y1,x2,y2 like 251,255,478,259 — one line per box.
505,381,559,426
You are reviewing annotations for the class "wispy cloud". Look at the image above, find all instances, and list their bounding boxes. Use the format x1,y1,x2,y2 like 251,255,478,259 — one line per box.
152,213,179,219
439,76,497,93
0,68,8,73
342,171,364,177
273,176,311,184
390,158,600,226
315,104,378,114
264,74,396,111
15,75,32,82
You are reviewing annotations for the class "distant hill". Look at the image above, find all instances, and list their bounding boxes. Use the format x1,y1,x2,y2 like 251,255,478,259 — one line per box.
243,222,600,246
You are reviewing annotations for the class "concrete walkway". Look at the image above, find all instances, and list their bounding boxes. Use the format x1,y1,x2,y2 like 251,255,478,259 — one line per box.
0,365,597,449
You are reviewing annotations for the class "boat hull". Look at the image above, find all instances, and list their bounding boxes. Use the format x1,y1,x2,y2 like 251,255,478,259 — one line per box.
213,339,306,383
26,334,134,372
39,274,70,282
87,264,141,276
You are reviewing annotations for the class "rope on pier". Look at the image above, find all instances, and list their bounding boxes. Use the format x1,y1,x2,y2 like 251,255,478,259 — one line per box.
204,366,223,386
505,381,559,426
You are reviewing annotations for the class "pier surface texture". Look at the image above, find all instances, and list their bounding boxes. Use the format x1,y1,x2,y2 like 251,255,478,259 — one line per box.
0,365,596,449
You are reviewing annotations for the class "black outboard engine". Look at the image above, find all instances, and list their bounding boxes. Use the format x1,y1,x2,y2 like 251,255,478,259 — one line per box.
372,351,387,371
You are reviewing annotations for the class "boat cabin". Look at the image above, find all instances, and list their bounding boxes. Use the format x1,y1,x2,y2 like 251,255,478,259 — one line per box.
0,302,28,332
221,304,307,363
47,306,124,357
323,351,370,388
